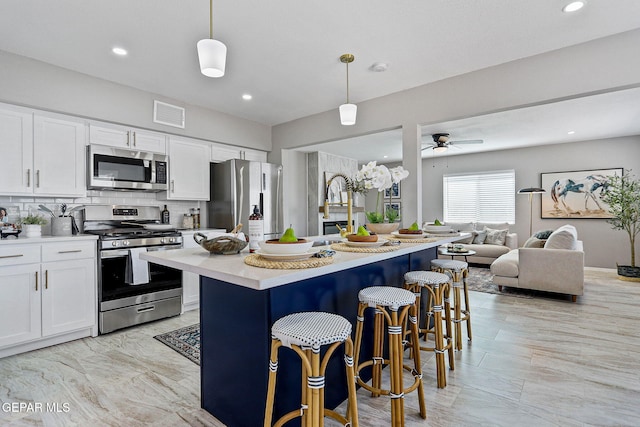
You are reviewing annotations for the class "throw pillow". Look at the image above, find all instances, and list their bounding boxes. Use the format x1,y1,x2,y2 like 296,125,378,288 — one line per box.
544,224,578,250
523,236,546,248
534,229,554,240
472,229,487,244
484,227,508,245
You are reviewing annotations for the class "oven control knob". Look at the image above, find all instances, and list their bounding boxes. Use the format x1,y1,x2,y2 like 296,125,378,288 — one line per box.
123,240,130,246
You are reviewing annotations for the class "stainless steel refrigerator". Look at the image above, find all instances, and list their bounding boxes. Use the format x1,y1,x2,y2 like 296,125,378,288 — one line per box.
207,159,283,239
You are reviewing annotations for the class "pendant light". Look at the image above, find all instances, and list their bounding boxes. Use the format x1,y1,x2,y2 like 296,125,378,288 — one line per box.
339,53,357,126
197,0,227,78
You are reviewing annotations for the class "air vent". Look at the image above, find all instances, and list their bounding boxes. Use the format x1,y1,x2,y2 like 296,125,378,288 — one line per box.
153,100,185,129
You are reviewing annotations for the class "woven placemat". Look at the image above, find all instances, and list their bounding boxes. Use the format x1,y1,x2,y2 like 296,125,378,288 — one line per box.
330,242,401,253
244,254,334,269
380,235,441,244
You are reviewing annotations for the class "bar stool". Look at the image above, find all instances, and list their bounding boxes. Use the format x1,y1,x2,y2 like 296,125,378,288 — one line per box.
264,311,359,427
353,286,426,426
430,259,472,351
403,270,454,388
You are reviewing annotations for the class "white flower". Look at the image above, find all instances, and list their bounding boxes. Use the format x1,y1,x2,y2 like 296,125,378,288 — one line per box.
389,166,409,184
352,162,408,193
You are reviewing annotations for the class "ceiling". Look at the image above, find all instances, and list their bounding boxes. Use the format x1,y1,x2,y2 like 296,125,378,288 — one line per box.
1,1,640,161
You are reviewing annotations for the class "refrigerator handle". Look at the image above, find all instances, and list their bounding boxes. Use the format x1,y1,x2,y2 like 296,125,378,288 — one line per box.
259,193,264,218
276,166,282,233
262,173,266,191
238,166,245,226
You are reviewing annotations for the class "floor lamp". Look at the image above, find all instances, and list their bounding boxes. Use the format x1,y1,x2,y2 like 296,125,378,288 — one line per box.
518,187,546,236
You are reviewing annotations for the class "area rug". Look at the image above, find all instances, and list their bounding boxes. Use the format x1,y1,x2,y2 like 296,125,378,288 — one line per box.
466,265,534,299
154,324,200,365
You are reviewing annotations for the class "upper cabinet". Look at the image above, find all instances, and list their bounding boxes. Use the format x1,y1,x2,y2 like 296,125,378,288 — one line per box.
210,142,267,163
163,136,211,200
89,123,167,154
0,105,85,197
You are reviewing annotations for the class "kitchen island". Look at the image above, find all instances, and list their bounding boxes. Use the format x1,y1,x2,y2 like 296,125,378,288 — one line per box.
141,234,466,427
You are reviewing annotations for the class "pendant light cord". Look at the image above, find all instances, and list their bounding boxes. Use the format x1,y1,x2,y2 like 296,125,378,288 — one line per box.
345,60,350,103
209,0,213,39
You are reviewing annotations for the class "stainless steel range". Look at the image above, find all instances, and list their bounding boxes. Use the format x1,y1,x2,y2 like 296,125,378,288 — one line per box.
83,205,183,334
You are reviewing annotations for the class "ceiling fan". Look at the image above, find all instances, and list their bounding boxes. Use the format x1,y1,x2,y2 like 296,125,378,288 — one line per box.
422,133,483,152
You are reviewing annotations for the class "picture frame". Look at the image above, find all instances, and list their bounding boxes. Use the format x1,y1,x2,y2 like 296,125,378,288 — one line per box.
384,202,401,219
540,168,623,219
384,182,401,199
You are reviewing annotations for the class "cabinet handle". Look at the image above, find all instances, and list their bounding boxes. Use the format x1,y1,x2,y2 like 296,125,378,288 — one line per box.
171,180,175,193
36,170,40,188
35,271,38,291
45,270,49,290
58,249,82,254
127,131,131,146
27,169,31,187
0,254,24,259
137,305,155,313
133,132,137,147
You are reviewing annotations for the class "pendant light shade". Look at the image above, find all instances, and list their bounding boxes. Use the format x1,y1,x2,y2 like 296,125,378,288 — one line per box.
339,103,357,126
197,0,226,78
339,53,356,126
197,38,227,77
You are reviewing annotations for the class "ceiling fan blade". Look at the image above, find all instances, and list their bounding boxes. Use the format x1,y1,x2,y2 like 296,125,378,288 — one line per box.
449,139,483,145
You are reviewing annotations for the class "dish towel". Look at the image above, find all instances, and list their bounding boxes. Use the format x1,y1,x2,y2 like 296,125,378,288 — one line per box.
125,247,149,285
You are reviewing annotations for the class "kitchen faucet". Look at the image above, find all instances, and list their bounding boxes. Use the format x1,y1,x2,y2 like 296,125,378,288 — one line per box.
323,173,353,234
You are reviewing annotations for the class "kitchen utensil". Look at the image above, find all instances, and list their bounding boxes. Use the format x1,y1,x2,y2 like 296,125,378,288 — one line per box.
38,204,55,217
60,203,67,216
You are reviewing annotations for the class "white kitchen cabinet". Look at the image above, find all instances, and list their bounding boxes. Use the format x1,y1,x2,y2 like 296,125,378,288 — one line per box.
33,115,86,196
164,136,211,200
0,239,97,358
89,122,167,154
0,105,85,197
0,106,34,194
210,142,267,163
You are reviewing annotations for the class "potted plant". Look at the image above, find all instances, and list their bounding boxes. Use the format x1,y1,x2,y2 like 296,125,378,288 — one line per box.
19,214,48,238
353,161,409,234
600,169,640,281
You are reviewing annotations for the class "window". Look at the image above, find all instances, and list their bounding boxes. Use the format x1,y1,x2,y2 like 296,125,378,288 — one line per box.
443,170,515,223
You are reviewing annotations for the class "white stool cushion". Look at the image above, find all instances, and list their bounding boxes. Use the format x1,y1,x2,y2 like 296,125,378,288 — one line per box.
359,286,416,311
405,270,450,286
271,312,352,350
431,259,468,271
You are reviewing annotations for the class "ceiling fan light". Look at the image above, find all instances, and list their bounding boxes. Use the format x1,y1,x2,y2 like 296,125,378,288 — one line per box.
197,38,227,78
339,103,357,126
433,146,447,153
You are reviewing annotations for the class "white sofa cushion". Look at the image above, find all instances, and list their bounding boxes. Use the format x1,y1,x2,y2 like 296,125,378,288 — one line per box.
544,224,578,250
485,227,508,245
523,236,546,248
476,222,510,231
472,229,487,244
490,249,519,278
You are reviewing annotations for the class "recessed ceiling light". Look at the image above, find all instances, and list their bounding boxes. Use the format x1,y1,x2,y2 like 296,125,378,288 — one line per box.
567,130,576,135
242,94,252,101
112,47,128,56
383,155,388,158
370,62,389,72
562,1,585,13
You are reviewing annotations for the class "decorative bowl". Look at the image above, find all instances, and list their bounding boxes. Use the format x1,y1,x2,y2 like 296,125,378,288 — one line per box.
258,239,314,254
346,234,378,242
424,224,452,233
194,233,248,255
366,222,400,235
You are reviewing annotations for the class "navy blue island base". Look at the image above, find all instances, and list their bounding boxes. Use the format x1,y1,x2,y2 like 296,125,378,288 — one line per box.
199,246,437,427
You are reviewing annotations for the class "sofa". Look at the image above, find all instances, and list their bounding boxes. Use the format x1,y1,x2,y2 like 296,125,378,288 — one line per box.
490,224,584,302
436,222,518,265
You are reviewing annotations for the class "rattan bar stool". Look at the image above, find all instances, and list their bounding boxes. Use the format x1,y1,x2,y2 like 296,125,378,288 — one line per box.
353,286,426,426
430,259,472,351
403,270,454,388
264,311,359,427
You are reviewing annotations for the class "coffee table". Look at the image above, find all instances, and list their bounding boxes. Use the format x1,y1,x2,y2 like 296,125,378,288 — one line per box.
439,249,476,262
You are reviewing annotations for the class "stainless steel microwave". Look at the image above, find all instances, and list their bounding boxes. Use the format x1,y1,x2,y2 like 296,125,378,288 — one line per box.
87,144,168,191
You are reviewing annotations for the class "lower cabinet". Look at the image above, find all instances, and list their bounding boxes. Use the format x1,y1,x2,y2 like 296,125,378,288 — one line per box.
0,240,97,357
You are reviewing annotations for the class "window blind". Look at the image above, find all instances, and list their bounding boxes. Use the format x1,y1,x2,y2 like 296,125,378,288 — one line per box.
443,170,515,223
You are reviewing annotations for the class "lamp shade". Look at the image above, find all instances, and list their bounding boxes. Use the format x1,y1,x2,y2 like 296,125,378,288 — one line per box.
197,38,227,78
339,103,357,126
518,187,545,194
433,146,448,153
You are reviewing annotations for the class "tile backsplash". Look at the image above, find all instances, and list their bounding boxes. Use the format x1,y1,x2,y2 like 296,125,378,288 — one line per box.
0,190,202,232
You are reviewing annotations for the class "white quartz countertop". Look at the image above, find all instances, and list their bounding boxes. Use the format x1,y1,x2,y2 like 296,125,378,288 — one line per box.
0,234,98,245
141,233,469,291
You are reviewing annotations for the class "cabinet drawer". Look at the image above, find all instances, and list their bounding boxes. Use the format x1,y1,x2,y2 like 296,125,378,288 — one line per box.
0,245,40,267
42,241,96,262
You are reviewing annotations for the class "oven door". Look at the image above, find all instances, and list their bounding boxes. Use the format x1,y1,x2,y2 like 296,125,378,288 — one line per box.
98,246,182,304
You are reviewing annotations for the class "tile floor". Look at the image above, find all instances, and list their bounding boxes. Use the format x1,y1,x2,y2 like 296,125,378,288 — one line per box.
1,267,639,426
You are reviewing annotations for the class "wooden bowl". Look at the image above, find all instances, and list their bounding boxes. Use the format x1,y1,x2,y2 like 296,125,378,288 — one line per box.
398,229,423,235
346,234,379,242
